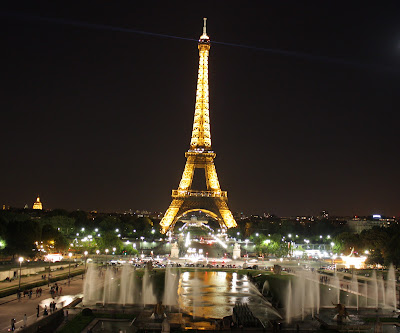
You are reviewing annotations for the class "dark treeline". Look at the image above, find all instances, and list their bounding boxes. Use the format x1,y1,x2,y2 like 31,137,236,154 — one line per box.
0,209,162,258
229,215,400,267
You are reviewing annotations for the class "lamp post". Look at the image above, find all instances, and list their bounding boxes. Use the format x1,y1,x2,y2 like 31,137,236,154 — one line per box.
68,253,72,284
18,257,23,291
96,250,100,265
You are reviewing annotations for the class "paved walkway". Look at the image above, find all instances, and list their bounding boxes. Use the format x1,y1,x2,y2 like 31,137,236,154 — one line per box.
0,265,84,296
0,275,84,332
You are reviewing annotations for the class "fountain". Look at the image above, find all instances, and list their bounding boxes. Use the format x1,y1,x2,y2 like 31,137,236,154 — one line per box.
371,270,379,309
102,266,119,305
385,264,397,312
286,280,292,324
163,267,178,306
119,264,136,306
80,262,398,331
331,272,341,304
350,273,359,311
285,269,320,323
142,267,157,305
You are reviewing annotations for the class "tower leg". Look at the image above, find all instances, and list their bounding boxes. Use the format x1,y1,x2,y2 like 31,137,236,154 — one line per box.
160,199,184,234
216,199,237,229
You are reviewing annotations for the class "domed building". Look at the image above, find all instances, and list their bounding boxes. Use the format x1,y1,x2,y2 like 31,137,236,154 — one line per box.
32,196,43,210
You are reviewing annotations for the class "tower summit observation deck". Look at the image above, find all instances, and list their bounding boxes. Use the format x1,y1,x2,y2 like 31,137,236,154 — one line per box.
160,19,237,234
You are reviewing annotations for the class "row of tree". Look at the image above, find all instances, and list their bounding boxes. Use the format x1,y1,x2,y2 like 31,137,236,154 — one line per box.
0,209,160,257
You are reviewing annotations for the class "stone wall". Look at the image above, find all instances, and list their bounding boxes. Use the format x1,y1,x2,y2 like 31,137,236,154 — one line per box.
0,264,70,281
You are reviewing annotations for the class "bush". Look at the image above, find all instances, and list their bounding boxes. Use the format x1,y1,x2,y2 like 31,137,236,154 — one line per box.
82,308,93,316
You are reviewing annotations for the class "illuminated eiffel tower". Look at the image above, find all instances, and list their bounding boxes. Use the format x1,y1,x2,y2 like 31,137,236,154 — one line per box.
160,19,237,234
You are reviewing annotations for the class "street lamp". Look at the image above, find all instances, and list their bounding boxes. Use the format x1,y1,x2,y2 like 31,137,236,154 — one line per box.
68,253,72,284
18,257,23,291
96,250,100,264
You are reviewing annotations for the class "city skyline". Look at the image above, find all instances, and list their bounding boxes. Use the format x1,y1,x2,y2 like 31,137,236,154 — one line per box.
1,2,399,216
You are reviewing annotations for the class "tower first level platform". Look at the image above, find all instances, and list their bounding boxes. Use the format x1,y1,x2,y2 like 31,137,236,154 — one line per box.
160,150,236,234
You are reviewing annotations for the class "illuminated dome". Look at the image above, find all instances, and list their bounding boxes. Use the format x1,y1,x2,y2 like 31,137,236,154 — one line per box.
33,196,43,210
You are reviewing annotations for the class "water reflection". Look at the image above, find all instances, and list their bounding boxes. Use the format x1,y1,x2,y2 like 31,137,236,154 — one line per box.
178,271,281,322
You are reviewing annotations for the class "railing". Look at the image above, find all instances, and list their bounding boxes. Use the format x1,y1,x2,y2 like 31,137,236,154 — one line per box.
172,190,227,198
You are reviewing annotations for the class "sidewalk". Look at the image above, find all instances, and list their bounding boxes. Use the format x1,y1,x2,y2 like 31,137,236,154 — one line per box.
0,265,84,299
0,275,85,332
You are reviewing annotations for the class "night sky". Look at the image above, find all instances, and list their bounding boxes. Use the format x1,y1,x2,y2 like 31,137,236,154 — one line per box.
1,2,399,217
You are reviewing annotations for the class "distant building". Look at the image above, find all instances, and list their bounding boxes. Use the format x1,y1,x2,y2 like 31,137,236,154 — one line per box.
318,210,329,219
33,196,43,210
347,216,394,233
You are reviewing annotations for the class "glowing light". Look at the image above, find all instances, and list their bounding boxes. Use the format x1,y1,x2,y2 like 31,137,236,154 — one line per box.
341,253,367,269
45,253,63,262
19,257,24,263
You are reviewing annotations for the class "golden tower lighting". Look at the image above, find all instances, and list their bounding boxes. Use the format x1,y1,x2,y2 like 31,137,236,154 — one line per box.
160,18,237,234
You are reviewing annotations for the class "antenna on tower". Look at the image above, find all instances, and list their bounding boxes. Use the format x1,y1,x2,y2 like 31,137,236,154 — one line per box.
203,17,207,35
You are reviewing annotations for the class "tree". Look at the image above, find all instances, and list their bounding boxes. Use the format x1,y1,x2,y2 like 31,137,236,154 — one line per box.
5,220,40,257
99,216,121,231
41,224,68,253
96,231,122,252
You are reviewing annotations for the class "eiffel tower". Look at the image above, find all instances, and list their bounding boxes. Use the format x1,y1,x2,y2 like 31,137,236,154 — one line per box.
160,19,237,234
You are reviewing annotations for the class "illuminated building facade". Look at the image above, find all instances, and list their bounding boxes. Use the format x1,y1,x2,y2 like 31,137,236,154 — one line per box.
33,195,43,210
160,19,237,234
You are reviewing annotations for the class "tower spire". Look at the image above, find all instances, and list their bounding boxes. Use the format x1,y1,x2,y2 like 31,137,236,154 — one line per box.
203,17,207,35
190,18,211,150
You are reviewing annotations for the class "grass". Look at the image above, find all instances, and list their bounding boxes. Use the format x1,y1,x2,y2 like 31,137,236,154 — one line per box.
58,313,95,333
363,317,400,323
58,312,136,333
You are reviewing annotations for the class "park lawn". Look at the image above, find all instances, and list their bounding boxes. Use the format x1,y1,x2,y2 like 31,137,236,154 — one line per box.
59,312,135,333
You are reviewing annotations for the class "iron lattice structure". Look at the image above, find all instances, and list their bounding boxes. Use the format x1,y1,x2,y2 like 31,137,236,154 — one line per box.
160,19,237,234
